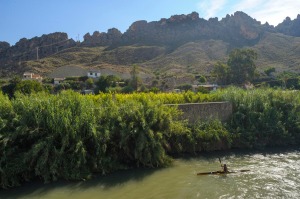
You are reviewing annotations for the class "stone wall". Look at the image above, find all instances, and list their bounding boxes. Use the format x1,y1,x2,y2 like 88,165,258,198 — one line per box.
168,102,232,123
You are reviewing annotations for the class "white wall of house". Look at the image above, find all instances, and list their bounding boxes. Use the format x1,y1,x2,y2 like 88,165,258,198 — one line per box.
87,71,101,78
54,78,65,85
23,73,43,82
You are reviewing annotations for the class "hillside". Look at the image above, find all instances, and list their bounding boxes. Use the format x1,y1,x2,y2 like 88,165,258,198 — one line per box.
1,11,300,86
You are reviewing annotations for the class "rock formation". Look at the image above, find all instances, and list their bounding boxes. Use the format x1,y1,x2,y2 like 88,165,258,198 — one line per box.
81,28,122,46
276,15,300,37
80,11,265,48
0,42,10,52
0,32,76,74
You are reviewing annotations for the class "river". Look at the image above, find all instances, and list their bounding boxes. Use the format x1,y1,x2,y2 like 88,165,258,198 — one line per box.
1,147,299,199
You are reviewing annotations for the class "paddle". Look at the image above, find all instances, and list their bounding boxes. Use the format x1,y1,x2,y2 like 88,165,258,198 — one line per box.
218,157,222,166
218,157,223,170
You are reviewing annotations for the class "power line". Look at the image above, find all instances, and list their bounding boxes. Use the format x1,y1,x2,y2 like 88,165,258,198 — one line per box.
5,39,73,59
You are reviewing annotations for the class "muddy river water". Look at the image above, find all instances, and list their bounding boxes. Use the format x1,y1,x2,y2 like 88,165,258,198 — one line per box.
1,147,299,199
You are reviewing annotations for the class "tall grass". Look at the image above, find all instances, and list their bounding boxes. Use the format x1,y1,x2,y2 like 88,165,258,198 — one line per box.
217,87,300,148
0,91,186,188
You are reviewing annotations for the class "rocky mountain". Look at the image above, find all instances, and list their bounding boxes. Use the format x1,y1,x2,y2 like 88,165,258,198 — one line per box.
81,12,264,48
275,15,300,37
1,11,300,80
0,33,76,76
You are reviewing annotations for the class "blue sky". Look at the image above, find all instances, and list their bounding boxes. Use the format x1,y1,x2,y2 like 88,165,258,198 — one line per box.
1,0,300,45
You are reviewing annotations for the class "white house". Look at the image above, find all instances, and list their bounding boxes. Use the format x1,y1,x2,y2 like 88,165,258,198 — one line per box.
192,84,218,92
87,71,101,78
23,72,43,82
53,78,65,85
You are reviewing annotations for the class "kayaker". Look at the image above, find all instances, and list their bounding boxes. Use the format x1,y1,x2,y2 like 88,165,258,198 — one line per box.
221,164,229,173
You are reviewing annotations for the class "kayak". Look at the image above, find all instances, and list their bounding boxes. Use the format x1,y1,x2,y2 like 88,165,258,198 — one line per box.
197,169,250,175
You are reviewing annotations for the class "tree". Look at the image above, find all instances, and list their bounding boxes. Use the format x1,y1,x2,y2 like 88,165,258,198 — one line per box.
264,67,276,76
176,84,193,91
95,75,120,93
85,78,94,89
197,75,207,83
130,65,142,91
1,76,22,97
15,80,44,95
212,61,229,85
227,49,257,84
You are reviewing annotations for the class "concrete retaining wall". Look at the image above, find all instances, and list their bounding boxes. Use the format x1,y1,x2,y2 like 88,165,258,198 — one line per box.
167,102,232,123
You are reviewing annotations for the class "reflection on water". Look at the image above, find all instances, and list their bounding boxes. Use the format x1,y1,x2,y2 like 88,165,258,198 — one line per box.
1,147,299,199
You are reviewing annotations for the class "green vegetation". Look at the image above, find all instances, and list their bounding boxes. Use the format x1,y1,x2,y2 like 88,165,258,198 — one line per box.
212,48,257,85
219,87,300,148
1,88,300,188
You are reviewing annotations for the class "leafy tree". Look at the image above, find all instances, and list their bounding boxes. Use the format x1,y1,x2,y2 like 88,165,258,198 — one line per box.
212,61,229,85
130,65,142,91
1,76,22,97
227,49,257,84
176,84,193,91
85,78,94,89
121,85,135,93
264,67,276,76
149,87,160,93
54,83,71,92
95,75,120,93
15,80,44,95
197,75,207,83
197,86,209,94
277,71,300,89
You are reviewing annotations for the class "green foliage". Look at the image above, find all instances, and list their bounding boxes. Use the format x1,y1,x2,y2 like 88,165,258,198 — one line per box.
85,78,94,89
218,87,300,148
192,120,231,151
212,61,229,85
95,75,121,93
1,76,22,97
0,91,187,188
227,49,257,84
176,84,193,91
264,67,276,76
149,87,160,93
130,65,142,91
212,49,258,85
54,82,71,92
1,88,300,188
197,86,210,94
42,77,53,84
121,86,135,93
15,80,44,95
197,75,207,83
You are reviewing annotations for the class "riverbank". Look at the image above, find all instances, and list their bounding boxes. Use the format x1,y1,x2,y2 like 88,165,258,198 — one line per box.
1,88,300,188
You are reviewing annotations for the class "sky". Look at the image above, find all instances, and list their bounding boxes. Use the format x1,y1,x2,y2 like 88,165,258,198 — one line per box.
1,0,300,45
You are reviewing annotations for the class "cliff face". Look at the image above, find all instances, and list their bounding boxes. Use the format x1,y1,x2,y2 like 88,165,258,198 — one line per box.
0,32,76,74
81,28,122,46
80,11,264,48
0,42,10,52
276,15,300,37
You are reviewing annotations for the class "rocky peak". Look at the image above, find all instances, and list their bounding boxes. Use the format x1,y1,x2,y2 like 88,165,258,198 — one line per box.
0,32,76,72
276,15,300,36
167,12,199,23
82,28,122,46
219,11,263,44
0,41,10,52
